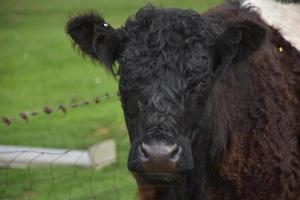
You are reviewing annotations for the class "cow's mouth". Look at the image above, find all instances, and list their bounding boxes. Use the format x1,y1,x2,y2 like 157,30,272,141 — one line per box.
139,172,183,185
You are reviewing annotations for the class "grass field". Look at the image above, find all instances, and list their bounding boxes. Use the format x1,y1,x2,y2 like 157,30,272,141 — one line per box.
0,0,221,199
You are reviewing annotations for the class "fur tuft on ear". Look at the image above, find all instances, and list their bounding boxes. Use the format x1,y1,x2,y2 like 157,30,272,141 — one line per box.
213,20,266,76
218,20,266,61
66,12,122,74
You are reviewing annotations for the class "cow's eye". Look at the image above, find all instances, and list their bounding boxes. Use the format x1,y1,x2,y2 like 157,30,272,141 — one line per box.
187,79,209,94
120,80,129,89
196,79,210,92
198,80,207,87
121,80,127,86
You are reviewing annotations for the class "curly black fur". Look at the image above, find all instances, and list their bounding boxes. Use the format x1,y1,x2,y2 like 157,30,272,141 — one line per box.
66,1,300,199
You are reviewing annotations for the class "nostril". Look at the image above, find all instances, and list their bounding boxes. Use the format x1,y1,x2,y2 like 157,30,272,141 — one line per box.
139,143,149,161
169,144,178,157
169,144,182,161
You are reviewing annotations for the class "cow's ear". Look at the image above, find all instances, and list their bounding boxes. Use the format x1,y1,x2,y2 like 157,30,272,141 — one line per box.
66,12,122,74
214,20,266,75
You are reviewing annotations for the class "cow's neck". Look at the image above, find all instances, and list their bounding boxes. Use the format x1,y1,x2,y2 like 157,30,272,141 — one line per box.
243,0,300,51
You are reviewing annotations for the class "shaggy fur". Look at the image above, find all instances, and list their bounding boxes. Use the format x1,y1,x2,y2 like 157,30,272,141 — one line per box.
66,1,300,199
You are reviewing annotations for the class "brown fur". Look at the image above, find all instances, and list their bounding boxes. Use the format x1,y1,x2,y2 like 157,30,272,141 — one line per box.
204,3,300,200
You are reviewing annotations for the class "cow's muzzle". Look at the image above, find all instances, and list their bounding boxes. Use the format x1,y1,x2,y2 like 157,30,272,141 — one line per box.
128,137,193,185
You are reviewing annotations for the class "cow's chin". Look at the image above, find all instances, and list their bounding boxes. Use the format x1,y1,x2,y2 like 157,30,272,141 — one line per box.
136,172,184,185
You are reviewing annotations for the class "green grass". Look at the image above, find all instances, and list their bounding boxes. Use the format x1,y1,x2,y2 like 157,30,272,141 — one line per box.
0,0,221,199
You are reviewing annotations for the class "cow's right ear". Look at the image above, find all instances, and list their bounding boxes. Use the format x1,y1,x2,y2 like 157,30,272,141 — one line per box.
66,12,122,74
213,20,266,77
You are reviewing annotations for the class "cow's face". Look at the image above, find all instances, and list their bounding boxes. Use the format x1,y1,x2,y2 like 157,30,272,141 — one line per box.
66,6,265,185
118,8,218,185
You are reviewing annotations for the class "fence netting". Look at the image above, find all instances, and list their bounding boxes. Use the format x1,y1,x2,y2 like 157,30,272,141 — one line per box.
0,94,136,200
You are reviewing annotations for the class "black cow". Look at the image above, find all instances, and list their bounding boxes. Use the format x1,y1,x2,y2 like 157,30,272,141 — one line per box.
66,1,300,199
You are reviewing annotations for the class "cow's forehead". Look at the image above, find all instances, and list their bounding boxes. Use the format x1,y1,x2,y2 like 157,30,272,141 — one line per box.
122,6,213,47
120,6,214,77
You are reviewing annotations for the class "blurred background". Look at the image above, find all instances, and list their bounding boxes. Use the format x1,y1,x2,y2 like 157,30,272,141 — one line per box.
0,0,221,199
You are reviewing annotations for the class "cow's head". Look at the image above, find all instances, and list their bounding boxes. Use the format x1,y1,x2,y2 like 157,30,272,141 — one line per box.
66,6,265,185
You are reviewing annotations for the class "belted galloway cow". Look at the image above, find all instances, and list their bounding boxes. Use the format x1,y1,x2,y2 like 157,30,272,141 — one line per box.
66,0,300,199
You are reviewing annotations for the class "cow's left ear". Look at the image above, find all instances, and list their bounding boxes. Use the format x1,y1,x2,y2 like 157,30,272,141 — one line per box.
214,20,266,74
66,12,123,74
